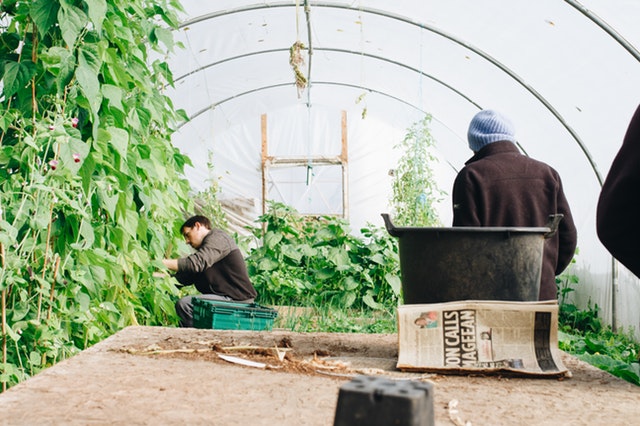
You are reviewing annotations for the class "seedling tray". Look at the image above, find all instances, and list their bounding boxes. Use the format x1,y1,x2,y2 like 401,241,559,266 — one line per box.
192,298,278,331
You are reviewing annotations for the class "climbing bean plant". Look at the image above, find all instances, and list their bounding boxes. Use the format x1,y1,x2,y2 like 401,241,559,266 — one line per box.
0,0,192,391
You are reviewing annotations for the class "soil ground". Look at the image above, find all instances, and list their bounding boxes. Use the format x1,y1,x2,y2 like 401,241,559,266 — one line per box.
1,325,639,425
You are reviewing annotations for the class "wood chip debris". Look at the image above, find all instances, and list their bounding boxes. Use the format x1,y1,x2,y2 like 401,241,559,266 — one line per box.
120,344,291,357
448,399,472,426
218,354,268,369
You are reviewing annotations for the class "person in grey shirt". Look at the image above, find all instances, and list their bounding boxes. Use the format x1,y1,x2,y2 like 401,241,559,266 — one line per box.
163,215,257,327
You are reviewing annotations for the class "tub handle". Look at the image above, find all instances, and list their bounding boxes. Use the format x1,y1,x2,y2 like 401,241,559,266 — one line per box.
544,214,564,238
381,213,402,237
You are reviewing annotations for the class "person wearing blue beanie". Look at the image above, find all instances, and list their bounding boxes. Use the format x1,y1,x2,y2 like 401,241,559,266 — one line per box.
452,109,577,301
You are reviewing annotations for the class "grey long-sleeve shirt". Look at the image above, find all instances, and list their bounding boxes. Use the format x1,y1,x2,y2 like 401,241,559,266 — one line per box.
175,229,257,300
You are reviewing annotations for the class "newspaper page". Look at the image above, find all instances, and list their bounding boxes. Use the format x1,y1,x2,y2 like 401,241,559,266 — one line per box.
397,300,569,377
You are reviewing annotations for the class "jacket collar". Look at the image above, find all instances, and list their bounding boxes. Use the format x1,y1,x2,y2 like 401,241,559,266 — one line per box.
465,141,520,165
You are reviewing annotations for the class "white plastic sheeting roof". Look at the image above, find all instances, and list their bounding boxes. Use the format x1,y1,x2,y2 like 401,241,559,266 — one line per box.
164,1,640,333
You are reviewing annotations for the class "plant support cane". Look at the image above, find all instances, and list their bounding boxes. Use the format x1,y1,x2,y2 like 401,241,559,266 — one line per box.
1,242,6,392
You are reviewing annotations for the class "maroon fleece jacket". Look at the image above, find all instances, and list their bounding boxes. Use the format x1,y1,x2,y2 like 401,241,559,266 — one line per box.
597,104,640,278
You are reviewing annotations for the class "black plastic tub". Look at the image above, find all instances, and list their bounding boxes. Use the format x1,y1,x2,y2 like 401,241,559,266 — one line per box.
382,214,559,304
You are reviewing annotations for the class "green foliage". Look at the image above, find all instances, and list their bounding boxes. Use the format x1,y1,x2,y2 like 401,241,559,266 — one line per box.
0,0,192,391
559,328,640,386
193,152,228,230
275,306,397,334
390,114,444,226
556,250,603,333
245,202,402,311
557,264,640,386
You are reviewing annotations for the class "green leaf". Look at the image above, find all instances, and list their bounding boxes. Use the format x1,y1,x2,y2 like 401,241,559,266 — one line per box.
30,0,61,38
385,273,402,296
342,291,357,308
75,65,101,114
264,231,283,249
0,221,19,244
58,1,87,48
2,61,36,98
0,32,21,53
106,126,129,158
281,244,302,263
97,188,118,218
121,209,139,238
79,219,95,247
40,46,72,68
126,108,142,132
314,267,334,280
29,351,42,366
257,258,279,272
75,291,91,312
343,276,359,291
370,253,386,265
9,303,29,322
4,322,22,342
298,244,317,257
58,53,76,94
326,247,350,267
85,0,107,34
59,137,90,175
152,27,174,51
363,293,383,309
78,44,102,74
99,301,119,313
103,49,130,86
102,84,125,112
88,265,106,286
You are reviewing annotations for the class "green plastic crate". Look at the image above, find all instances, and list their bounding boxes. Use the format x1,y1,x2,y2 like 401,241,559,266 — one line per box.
192,298,278,330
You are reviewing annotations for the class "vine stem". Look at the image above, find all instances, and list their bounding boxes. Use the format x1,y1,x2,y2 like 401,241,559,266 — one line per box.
31,22,39,122
46,255,60,321
36,201,55,322
1,242,6,392
36,134,61,322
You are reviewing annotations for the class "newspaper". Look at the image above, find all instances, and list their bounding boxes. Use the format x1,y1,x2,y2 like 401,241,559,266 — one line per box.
397,300,569,377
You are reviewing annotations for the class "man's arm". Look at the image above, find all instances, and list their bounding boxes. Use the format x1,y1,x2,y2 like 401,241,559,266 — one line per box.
555,178,578,275
452,169,481,226
162,258,179,271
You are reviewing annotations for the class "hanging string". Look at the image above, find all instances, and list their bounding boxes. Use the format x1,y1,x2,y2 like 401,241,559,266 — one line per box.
304,0,313,187
295,0,300,36
419,24,424,109
357,0,367,118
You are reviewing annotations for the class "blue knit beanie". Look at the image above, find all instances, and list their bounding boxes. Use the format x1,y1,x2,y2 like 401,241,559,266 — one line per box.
467,110,517,152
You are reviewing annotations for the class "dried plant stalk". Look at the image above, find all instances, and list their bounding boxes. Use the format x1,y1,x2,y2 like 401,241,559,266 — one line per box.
289,41,307,97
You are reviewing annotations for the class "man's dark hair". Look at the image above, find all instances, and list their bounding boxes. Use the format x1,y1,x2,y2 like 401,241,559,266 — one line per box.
181,215,212,231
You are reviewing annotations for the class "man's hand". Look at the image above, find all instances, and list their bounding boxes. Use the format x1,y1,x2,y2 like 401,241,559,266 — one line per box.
162,258,179,271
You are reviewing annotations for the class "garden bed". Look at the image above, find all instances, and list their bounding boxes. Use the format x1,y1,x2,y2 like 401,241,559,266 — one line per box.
0,326,638,425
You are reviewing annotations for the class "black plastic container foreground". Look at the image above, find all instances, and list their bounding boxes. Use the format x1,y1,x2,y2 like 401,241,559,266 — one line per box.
382,214,557,304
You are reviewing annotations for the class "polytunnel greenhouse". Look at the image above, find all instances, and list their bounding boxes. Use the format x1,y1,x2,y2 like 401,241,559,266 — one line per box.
4,0,640,420
166,1,640,335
